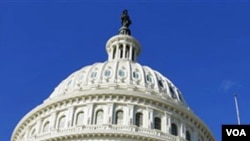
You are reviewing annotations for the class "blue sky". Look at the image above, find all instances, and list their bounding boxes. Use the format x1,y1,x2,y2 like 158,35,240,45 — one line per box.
1,1,250,141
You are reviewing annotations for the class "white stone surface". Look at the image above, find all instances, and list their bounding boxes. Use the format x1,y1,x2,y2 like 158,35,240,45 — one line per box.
11,33,214,141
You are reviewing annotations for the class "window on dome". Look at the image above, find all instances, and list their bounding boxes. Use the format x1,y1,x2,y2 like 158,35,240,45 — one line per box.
186,130,191,141
118,69,125,77
58,115,66,129
146,75,153,83
158,80,164,88
115,110,123,124
169,86,177,99
154,117,161,130
135,113,143,127
42,121,50,132
76,112,84,125
104,69,111,77
95,110,103,125
171,123,178,136
177,90,184,102
91,71,97,78
132,71,140,79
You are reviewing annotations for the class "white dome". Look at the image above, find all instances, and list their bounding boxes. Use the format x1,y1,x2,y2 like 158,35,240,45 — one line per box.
47,60,188,107
12,11,214,141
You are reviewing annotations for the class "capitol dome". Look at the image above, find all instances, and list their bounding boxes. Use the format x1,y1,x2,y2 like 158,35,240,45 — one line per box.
12,10,214,141
48,34,187,107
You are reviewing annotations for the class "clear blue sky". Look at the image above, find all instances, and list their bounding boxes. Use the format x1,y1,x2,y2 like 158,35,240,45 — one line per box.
1,1,250,141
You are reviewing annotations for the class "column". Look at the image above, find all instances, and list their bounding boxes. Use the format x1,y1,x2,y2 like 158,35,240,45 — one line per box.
162,112,168,133
83,107,88,125
193,130,198,141
35,118,42,134
67,106,74,127
87,104,93,124
127,104,134,125
180,122,186,138
129,46,133,60
116,45,119,59
133,48,137,61
23,130,28,139
123,44,126,59
166,115,171,133
50,111,57,129
146,107,153,129
107,103,114,124
109,47,113,61
124,106,128,125
27,125,32,137
103,104,109,124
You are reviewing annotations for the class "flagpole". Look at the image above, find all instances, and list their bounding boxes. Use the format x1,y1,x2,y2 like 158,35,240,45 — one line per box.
234,94,241,125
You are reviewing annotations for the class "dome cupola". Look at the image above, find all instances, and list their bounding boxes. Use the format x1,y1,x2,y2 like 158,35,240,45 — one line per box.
106,10,141,62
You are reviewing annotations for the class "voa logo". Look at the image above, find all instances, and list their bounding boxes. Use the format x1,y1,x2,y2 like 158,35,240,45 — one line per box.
226,129,246,136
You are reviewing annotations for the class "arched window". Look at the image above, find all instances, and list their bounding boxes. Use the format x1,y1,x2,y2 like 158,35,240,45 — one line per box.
154,117,161,130
30,128,36,136
186,130,191,141
115,110,123,124
91,71,97,78
104,69,111,77
118,69,125,77
171,123,178,136
146,75,153,83
95,110,103,124
43,121,50,132
158,80,164,88
76,111,84,125
135,113,143,127
132,71,140,79
58,115,66,129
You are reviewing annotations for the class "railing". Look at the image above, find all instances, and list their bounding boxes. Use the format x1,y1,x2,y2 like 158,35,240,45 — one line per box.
24,124,182,141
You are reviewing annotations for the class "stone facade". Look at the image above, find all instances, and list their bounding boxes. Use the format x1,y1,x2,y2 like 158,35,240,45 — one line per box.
11,15,214,141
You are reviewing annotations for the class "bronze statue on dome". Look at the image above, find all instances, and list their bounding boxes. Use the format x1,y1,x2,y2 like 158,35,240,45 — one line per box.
121,10,131,28
119,10,131,35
